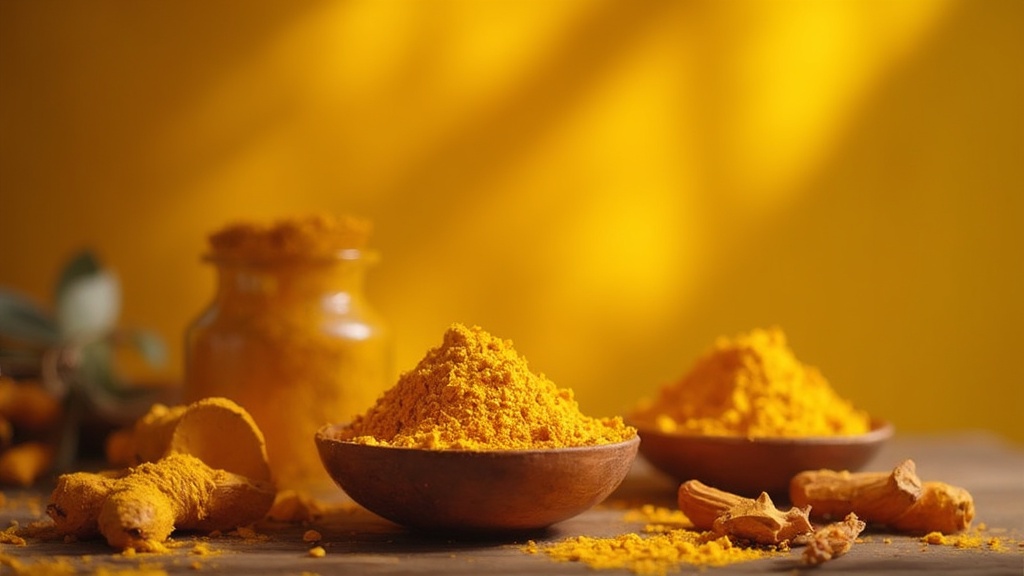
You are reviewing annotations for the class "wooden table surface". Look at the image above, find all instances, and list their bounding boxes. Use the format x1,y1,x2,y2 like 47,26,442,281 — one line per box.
2,432,1022,575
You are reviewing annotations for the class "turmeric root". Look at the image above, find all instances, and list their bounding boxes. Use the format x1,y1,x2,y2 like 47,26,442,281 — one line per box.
889,482,974,534
789,459,921,524
0,441,55,486
790,459,974,534
97,453,275,551
48,469,124,538
677,479,813,545
168,397,271,482
49,396,276,551
0,377,62,431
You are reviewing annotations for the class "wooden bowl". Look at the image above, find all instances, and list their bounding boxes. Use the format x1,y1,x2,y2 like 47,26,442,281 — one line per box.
315,423,640,533
634,420,893,498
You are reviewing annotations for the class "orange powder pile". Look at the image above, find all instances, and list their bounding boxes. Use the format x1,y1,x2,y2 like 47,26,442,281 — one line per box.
339,323,635,449
207,214,372,260
630,327,870,437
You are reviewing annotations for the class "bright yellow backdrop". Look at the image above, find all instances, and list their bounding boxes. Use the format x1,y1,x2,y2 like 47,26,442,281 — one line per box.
2,1,1022,443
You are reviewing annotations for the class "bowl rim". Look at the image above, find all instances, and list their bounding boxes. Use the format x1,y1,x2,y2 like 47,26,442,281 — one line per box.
315,422,640,456
629,418,893,447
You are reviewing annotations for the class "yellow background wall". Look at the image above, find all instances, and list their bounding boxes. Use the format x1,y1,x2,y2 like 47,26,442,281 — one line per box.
2,1,1022,443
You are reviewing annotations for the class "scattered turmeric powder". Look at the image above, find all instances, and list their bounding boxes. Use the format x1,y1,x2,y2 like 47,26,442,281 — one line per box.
622,505,692,530
0,524,27,546
307,545,326,558
339,323,635,449
919,526,1016,551
526,531,776,575
630,327,871,437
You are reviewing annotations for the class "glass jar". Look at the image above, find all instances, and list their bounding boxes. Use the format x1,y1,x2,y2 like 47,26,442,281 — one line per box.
184,248,391,496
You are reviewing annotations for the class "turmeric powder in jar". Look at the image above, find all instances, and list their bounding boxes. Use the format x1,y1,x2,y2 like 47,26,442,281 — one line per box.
184,215,391,495
630,327,870,437
339,323,635,450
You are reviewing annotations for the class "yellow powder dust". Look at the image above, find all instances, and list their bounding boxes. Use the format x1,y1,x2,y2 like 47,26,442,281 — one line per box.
921,529,1016,551
307,546,326,558
94,567,169,576
0,555,77,575
339,324,635,450
622,505,694,536
189,543,221,556
0,525,26,546
526,531,776,575
630,327,871,437
207,214,372,261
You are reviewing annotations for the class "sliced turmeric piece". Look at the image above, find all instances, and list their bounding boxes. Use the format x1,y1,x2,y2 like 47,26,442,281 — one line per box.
105,403,187,467
168,397,271,482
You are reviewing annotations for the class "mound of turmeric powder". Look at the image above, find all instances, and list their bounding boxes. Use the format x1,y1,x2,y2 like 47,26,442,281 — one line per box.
630,327,870,437
207,214,372,260
339,323,635,450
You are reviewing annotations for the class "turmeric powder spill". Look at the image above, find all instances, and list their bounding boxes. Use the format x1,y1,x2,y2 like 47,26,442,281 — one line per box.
630,327,870,437
338,323,635,449
526,531,775,575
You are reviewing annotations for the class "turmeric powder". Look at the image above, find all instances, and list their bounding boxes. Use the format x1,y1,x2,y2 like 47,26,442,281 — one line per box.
526,531,775,574
206,213,372,260
630,327,870,437
339,323,635,450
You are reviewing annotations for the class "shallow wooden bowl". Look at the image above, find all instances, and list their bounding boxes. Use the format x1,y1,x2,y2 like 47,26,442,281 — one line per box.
634,420,893,498
315,423,640,533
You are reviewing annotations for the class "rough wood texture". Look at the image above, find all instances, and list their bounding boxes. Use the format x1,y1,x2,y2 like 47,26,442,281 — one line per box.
2,433,1022,575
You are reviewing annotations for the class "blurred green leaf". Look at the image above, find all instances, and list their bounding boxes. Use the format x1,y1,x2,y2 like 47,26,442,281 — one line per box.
130,329,168,368
0,290,59,343
55,251,102,303
77,339,118,396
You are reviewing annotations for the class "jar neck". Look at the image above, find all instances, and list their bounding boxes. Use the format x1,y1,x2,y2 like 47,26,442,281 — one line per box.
207,254,375,307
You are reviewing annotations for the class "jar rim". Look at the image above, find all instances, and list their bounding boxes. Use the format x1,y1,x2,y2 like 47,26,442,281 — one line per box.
202,248,379,265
